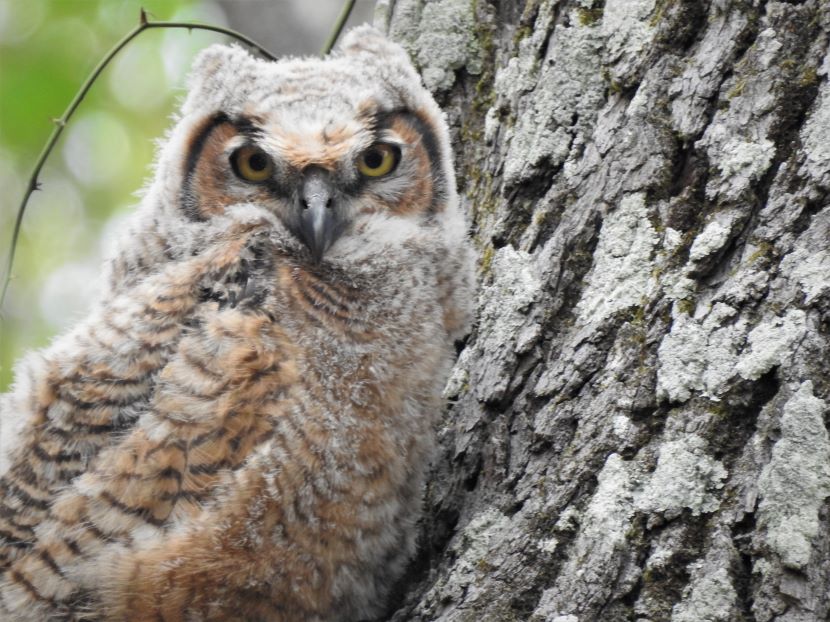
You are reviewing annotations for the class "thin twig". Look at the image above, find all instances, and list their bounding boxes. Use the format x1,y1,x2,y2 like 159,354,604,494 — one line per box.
0,9,275,313
321,0,357,55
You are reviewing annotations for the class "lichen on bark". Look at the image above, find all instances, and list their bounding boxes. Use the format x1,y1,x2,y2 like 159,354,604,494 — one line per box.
378,1,830,621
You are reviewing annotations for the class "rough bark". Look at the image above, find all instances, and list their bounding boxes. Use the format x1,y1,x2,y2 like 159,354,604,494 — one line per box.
375,1,830,621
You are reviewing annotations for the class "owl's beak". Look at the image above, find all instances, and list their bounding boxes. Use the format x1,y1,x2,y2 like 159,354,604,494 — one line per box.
291,168,347,264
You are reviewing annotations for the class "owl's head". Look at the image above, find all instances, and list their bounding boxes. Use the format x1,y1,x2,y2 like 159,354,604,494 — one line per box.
147,25,465,269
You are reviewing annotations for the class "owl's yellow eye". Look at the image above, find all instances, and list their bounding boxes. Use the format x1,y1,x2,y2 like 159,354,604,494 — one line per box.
357,144,400,177
231,145,274,182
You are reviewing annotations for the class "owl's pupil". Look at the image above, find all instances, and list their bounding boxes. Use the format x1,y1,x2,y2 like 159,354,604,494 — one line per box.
249,153,268,171
364,150,383,169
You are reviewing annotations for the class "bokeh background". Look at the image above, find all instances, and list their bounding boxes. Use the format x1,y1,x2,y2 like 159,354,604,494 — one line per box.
0,0,374,391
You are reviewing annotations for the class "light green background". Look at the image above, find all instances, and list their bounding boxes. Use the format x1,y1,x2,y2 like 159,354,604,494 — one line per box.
0,0,241,391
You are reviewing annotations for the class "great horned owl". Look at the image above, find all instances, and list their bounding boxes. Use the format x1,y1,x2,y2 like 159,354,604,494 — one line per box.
0,26,473,621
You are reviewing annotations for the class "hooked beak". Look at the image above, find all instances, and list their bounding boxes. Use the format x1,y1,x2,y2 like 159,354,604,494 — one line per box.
288,168,348,264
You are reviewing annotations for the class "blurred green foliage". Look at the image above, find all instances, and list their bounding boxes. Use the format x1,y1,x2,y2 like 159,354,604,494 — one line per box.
0,0,251,391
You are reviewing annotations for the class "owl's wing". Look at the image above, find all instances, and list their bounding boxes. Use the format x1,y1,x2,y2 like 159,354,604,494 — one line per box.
0,232,316,620
0,214,274,604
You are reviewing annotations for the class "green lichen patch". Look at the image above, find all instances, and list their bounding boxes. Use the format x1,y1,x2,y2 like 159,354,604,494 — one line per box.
576,7,603,27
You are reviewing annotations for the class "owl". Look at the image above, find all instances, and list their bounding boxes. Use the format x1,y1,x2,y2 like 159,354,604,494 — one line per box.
0,25,473,621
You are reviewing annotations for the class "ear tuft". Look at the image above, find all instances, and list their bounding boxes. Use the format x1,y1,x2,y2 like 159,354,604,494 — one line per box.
189,43,255,81
339,25,410,63
183,44,256,113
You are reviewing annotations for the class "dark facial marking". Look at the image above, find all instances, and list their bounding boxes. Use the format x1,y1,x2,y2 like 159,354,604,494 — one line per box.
372,110,446,213
181,113,264,221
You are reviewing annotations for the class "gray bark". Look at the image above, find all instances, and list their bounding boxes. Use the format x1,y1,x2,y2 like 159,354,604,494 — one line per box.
375,1,830,621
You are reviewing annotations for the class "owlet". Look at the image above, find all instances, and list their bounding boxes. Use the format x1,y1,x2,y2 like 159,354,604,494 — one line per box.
0,25,473,621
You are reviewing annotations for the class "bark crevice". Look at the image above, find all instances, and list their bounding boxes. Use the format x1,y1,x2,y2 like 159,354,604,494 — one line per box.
377,0,830,619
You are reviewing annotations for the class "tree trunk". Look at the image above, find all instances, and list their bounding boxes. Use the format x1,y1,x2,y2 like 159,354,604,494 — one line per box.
375,1,830,620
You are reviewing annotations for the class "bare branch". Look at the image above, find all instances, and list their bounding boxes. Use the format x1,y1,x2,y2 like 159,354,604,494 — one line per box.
0,13,276,315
